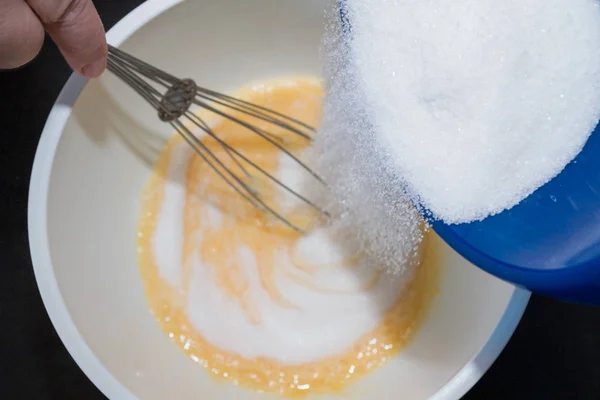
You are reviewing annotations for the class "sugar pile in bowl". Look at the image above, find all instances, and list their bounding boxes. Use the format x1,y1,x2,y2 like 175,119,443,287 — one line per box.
312,0,600,271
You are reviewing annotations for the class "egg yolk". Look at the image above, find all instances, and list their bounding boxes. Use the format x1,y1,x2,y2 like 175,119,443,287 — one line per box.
137,78,439,397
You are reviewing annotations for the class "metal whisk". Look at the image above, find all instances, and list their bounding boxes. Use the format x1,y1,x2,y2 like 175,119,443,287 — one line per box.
106,45,328,232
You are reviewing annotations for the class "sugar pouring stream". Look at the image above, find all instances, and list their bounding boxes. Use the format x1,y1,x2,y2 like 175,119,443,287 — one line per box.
106,45,328,233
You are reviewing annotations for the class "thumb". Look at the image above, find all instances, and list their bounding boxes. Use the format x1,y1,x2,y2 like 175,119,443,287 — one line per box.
27,0,107,78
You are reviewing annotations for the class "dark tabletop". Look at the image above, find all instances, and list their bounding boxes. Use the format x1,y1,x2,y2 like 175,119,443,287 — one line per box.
1,1,600,399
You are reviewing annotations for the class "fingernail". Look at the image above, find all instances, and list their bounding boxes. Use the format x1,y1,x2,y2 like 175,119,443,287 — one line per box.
81,57,106,78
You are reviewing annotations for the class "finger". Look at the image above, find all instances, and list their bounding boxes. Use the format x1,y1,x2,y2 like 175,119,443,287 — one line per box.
0,0,45,69
26,0,107,78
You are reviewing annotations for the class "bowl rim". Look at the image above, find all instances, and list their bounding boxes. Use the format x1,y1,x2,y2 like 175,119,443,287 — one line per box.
27,0,530,398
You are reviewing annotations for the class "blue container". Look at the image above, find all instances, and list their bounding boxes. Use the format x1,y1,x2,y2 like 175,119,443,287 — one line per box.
432,129,600,305
340,2,600,305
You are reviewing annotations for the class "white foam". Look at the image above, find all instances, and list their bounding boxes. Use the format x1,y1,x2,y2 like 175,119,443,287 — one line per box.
344,0,600,223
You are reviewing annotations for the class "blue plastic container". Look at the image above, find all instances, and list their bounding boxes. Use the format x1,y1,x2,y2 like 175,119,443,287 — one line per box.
340,2,600,305
432,131,600,305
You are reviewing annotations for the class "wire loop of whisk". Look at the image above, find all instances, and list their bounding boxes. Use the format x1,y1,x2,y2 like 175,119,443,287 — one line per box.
106,45,328,232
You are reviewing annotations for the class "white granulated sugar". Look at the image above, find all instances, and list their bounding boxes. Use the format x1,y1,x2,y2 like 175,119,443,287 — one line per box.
153,143,409,364
152,142,193,289
187,229,408,364
346,0,600,223
311,15,424,277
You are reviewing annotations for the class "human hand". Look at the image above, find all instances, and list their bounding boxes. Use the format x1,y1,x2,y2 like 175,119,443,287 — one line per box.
0,0,107,78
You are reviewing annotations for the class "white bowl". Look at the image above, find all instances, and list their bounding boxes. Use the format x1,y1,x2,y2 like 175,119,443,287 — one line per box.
28,0,530,399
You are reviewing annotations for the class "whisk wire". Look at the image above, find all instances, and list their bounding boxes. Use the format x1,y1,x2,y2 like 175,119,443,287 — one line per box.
172,119,307,233
171,119,261,203
185,111,328,216
185,112,254,179
109,45,179,87
106,45,328,232
106,58,162,110
195,89,315,140
191,97,324,185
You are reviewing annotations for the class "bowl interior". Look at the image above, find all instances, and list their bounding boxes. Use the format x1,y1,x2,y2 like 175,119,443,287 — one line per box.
37,0,524,399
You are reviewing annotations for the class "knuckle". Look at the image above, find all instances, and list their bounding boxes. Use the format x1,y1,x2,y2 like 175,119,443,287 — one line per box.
39,0,87,26
58,0,88,27
0,9,44,69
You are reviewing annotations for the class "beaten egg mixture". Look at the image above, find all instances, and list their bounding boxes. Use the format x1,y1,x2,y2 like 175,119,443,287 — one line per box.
137,77,439,397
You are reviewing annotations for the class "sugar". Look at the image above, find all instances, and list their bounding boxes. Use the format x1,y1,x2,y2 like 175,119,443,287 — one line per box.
152,138,409,364
187,231,408,364
152,142,193,289
311,14,424,276
340,0,600,224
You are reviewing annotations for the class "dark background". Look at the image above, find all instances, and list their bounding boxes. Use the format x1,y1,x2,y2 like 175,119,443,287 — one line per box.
1,1,600,399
